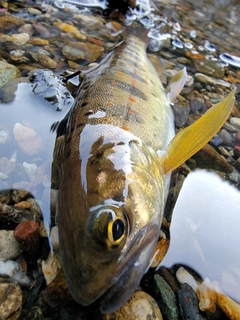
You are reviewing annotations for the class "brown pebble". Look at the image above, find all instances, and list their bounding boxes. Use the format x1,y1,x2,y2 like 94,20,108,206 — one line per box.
14,220,40,253
38,54,57,69
14,200,31,210
150,238,170,268
0,283,22,319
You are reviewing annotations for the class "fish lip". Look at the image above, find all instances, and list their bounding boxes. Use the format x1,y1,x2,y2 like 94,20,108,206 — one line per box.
98,222,159,313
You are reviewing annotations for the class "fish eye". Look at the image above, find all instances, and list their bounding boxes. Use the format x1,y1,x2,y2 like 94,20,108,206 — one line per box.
87,206,129,250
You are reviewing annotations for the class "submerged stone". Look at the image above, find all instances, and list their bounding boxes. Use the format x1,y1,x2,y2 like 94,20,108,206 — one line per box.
0,61,21,88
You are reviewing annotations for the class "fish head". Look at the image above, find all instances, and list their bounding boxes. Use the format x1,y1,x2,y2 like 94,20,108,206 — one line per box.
56,133,167,313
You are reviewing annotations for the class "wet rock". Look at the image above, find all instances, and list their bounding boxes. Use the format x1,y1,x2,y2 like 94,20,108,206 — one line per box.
190,97,207,113
0,283,22,320
62,41,104,63
219,128,233,146
103,290,163,320
18,23,34,36
0,230,21,260
28,7,42,15
191,144,233,173
177,283,206,320
193,59,224,78
230,117,240,131
195,73,231,88
0,189,12,204
53,22,86,40
0,15,24,30
10,33,30,45
13,123,45,155
42,252,61,285
12,189,31,203
14,220,40,253
14,200,31,210
172,101,190,127
27,198,42,216
153,274,180,320
150,238,170,268
0,61,21,88
38,54,57,69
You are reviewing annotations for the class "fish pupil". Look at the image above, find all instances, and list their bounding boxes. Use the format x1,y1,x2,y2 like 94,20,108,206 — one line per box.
112,219,124,241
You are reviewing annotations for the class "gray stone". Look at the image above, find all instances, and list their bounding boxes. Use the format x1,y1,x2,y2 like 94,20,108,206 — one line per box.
153,274,180,320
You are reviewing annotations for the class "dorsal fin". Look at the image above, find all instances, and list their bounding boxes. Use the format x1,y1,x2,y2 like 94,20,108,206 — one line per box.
163,88,236,174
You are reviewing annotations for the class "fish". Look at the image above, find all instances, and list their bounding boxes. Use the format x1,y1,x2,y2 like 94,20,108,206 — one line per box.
51,33,236,313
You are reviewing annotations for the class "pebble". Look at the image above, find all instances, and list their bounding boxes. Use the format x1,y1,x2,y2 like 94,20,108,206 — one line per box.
191,144,233,174
14,200,31,210
0,283,22,320
230,117,240,131
195,73,231,88
12,189,31,203
172,101,190,127
0,61,21,88
10,33,30,45
38,54,57,69
28,7,42,15
177,283,206,320
53,21,87,40
190,97,207,113
13,122,45,155
103,290,163,320
153,274,180,320
42,252,61,285
62,41,104,63
0,15,24,30
150,238,170,268
219,128,233,146
14,220,40,253
0,230,21,260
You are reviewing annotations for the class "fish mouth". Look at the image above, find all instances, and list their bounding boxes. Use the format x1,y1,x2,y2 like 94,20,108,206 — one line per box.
98,222,159,313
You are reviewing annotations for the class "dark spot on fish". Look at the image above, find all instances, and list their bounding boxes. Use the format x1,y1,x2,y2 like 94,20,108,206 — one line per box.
81,101,89,108
112,66,147,84
151,92,157,97
84,111,94,116
108,79,147,101
153,115,158,121
81,81,91,90
115,55,144,70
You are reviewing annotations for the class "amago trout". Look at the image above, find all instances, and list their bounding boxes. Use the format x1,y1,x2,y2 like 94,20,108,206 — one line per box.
52,34,235,312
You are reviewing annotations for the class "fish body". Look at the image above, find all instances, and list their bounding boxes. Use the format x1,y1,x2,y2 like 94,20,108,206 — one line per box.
52,34,235,312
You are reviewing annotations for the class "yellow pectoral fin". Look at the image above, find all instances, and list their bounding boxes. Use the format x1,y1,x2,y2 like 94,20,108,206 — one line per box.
163,88,236,174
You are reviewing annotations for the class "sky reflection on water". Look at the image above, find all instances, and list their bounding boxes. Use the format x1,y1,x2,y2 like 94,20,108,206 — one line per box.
161,169,240,303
